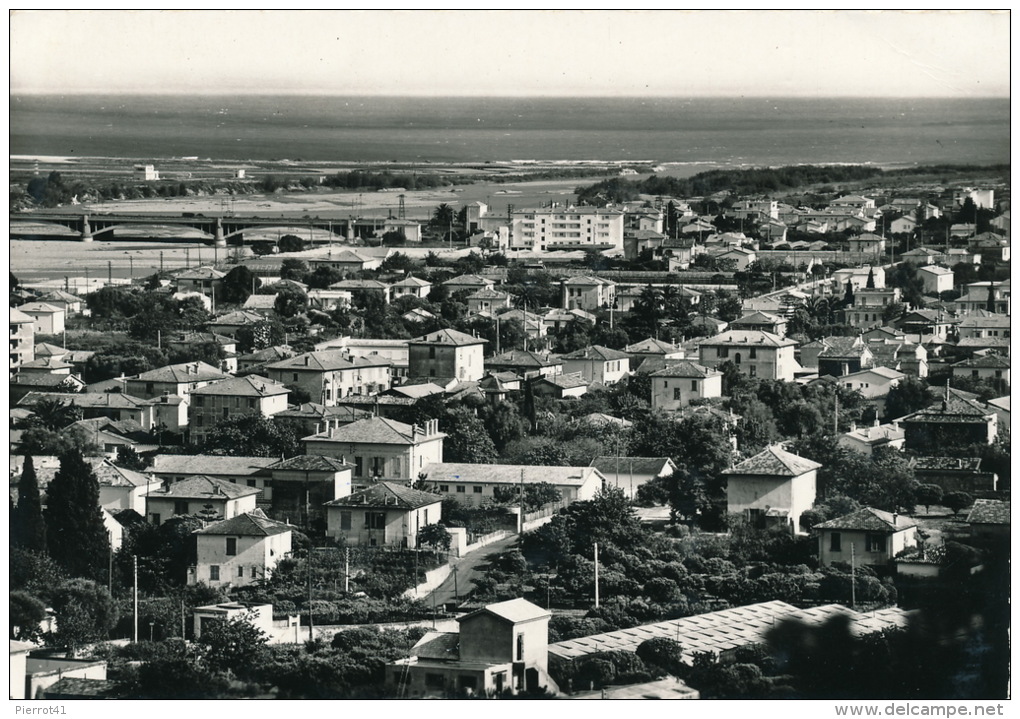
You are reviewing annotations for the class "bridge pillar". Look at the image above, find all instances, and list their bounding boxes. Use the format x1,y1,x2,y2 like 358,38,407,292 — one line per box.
80,215,93,243
213,218,227,248
346,219,355,241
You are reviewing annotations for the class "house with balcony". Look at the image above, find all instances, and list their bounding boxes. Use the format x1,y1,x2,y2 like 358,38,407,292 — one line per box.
723,445,820,534
265,350,392,405
302,417,446,484
953,280,1010,316
10,307,35,378
188,375,290,445
388,598,557,698
698,330,798,381
257,454,354,526
175,267,225,303
190,509,293,587
560,345,630,385
408,329,487,383
324,481,442,547
815,508,919,568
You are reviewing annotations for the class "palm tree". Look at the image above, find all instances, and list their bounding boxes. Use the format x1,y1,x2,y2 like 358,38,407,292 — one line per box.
24,398,82,432
432,203,455,229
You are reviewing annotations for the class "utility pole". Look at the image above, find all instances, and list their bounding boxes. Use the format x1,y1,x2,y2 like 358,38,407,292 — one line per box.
133,555,139,643
519,468,525,532
307,553,314,640
593,542,600,609
850,542,856,609
344,547,350,593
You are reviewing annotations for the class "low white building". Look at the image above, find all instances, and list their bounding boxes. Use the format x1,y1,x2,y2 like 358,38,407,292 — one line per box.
420,462,605,507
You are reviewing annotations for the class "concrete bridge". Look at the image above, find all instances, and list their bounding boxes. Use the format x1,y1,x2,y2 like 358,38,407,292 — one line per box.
10,211,364,246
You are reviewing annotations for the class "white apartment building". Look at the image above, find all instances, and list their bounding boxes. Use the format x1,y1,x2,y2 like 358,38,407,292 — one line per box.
510,206,624,252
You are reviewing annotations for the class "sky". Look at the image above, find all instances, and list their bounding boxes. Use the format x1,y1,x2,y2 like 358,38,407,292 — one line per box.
9,10,1012,97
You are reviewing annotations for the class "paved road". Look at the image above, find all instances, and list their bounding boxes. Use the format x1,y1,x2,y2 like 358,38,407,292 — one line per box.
425,534,521,608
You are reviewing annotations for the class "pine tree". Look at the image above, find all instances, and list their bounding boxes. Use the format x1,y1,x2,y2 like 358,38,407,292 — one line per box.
13,456,47,553
44,450,110,580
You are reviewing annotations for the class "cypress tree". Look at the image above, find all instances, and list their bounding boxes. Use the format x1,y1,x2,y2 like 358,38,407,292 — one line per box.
13,456,47,553
44,450,110,580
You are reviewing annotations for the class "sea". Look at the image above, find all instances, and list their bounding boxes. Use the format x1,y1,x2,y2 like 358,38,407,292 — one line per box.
9,95,1010,168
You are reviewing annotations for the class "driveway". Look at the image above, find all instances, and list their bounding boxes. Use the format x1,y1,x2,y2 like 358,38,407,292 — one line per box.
425,534,521,608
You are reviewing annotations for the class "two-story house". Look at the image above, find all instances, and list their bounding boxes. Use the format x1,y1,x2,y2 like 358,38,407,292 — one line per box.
388,598,556,697
649,361,723,411
145,475,260,525
125,361,231,401
257,455,354,526
817,337,875,377
190,509,293,587
324,481,442,548
559,345,630,385
18,302,66,336
727,311,788,337
465,288,512,316
815,507,918,568
723,445,820,534
175,267,225,303
302,417,446,484
916,265,954,295
265,351,392,405
188,375,290,445
408,329,487,382
900,388,998,452
698,330,799,381
560,276,617,312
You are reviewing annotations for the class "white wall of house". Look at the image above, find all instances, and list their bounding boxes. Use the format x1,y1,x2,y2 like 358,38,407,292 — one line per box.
818,527,918,567
651,373,722,411
726,471,817,533
192,532,292,587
